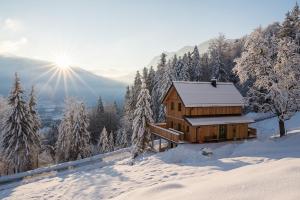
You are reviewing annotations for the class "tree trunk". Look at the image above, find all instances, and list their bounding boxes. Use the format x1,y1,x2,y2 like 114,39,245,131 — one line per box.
279,119,286,137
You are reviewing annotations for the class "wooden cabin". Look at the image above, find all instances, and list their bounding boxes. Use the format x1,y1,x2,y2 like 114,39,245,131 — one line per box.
149,80,256,145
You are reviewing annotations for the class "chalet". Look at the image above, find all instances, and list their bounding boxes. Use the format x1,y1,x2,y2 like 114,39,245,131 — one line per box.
149,80,256,149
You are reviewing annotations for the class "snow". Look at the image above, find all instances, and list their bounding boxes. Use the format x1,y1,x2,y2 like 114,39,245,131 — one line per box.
172,81,244,107
1,113,300,199
185,115,254,126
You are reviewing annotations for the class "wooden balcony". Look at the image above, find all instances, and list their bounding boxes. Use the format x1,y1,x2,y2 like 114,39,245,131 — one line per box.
149,123,184,143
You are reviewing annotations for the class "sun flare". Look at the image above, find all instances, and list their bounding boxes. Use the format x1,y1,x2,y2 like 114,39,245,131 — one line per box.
54,53,72,70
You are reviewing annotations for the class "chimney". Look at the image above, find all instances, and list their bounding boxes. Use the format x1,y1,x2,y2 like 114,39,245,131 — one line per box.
211,78,217,87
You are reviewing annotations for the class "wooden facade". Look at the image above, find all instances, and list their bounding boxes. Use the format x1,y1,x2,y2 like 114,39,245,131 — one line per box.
149,82,256,144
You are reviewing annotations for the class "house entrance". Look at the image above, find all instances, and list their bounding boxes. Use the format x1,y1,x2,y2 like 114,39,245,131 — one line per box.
219,125,227,140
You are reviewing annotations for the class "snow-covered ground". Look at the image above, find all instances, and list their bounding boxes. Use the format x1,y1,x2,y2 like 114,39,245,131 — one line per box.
1,113,300,200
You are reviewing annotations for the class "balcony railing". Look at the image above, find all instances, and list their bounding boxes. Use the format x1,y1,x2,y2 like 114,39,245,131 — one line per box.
149,123,184,143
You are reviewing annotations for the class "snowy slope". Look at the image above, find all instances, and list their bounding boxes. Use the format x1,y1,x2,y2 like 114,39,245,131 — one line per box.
1,113,300,199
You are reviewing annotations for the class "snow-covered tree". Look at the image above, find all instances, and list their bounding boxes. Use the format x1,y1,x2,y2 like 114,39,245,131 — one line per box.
98,126,110,153
146,66,155,95
69,102,91,160
1,73,40,172
108,131,114,152
56,98,76,162
132,79,154,158
191,46,202,81
97,96,104,113
56,99,91,162
0,96,9,132
116,127,130,148
235,28,300,136
209,34,231,81
28,86,41,141
173,55,190,81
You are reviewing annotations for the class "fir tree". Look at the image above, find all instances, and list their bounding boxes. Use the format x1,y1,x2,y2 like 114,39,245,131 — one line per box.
109,131,114,152
98,126,109,153
1,73,40,172
191,46,202,81
69,102,91,160
97,96,104,113
132,79,154,158
56,98,76,162
146,66,155,95
28,86,41,140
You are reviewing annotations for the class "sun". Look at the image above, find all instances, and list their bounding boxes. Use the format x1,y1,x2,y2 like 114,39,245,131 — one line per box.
54,53,72,70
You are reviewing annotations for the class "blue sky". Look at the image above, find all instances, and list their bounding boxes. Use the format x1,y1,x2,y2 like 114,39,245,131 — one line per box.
0,0,298,79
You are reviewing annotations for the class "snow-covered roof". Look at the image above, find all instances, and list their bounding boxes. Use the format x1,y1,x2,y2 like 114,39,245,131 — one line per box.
172,81,244,107
185,115,254,126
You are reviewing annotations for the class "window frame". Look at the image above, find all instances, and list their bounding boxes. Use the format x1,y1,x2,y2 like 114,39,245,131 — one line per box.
178,102,182,111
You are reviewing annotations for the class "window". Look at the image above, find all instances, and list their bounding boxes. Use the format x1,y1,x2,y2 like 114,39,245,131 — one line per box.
186,126,189,133
170,121,173,128
233,126,236,139
178,123,181,131
178,103,182,111
171,102,174,110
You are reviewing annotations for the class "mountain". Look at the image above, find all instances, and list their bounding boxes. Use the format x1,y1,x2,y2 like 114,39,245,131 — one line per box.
0,55,126,107
147,39,212,67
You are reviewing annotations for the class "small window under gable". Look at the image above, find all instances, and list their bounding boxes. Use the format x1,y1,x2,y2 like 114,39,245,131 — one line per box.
178,103,182,111
171,102,174,110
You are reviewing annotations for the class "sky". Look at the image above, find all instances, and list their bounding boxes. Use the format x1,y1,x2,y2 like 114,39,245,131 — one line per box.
0,0,298,81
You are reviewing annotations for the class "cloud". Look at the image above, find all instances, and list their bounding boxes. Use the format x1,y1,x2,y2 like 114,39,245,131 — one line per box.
0,37,28,54
3,18,22,31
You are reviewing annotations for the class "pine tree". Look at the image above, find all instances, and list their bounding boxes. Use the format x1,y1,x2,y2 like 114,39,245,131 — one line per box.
117,127,129,148
146,66,155,95
28,86,41,141
132,79,154,158
69,102,91,160
56,98,76,162
98,126,109,153
97,96,104,113
109,131,114,152
209,34,230,81
191,46,202,81
1,73,40,172
152,53,167,121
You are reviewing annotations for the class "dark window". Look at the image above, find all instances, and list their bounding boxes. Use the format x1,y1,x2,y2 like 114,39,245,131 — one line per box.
233,126,236,138
178,123,181,131
178,103,182,111
186,126,189,133
170,121,173,128
171,102,174,110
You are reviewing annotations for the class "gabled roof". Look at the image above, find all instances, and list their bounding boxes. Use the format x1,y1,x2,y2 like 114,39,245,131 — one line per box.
185,115,254,126
164,81,244,107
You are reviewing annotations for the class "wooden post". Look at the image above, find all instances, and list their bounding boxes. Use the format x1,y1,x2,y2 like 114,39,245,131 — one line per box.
159,138,161,152
151,134,154,150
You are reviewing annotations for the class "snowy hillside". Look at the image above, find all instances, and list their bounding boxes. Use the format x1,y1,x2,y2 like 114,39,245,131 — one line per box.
1,113,300,199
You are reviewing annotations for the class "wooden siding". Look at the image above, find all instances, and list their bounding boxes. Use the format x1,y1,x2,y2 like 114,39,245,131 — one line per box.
163,86,243,118
194,123,249,143
161,85,253,143
184,106,242,116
